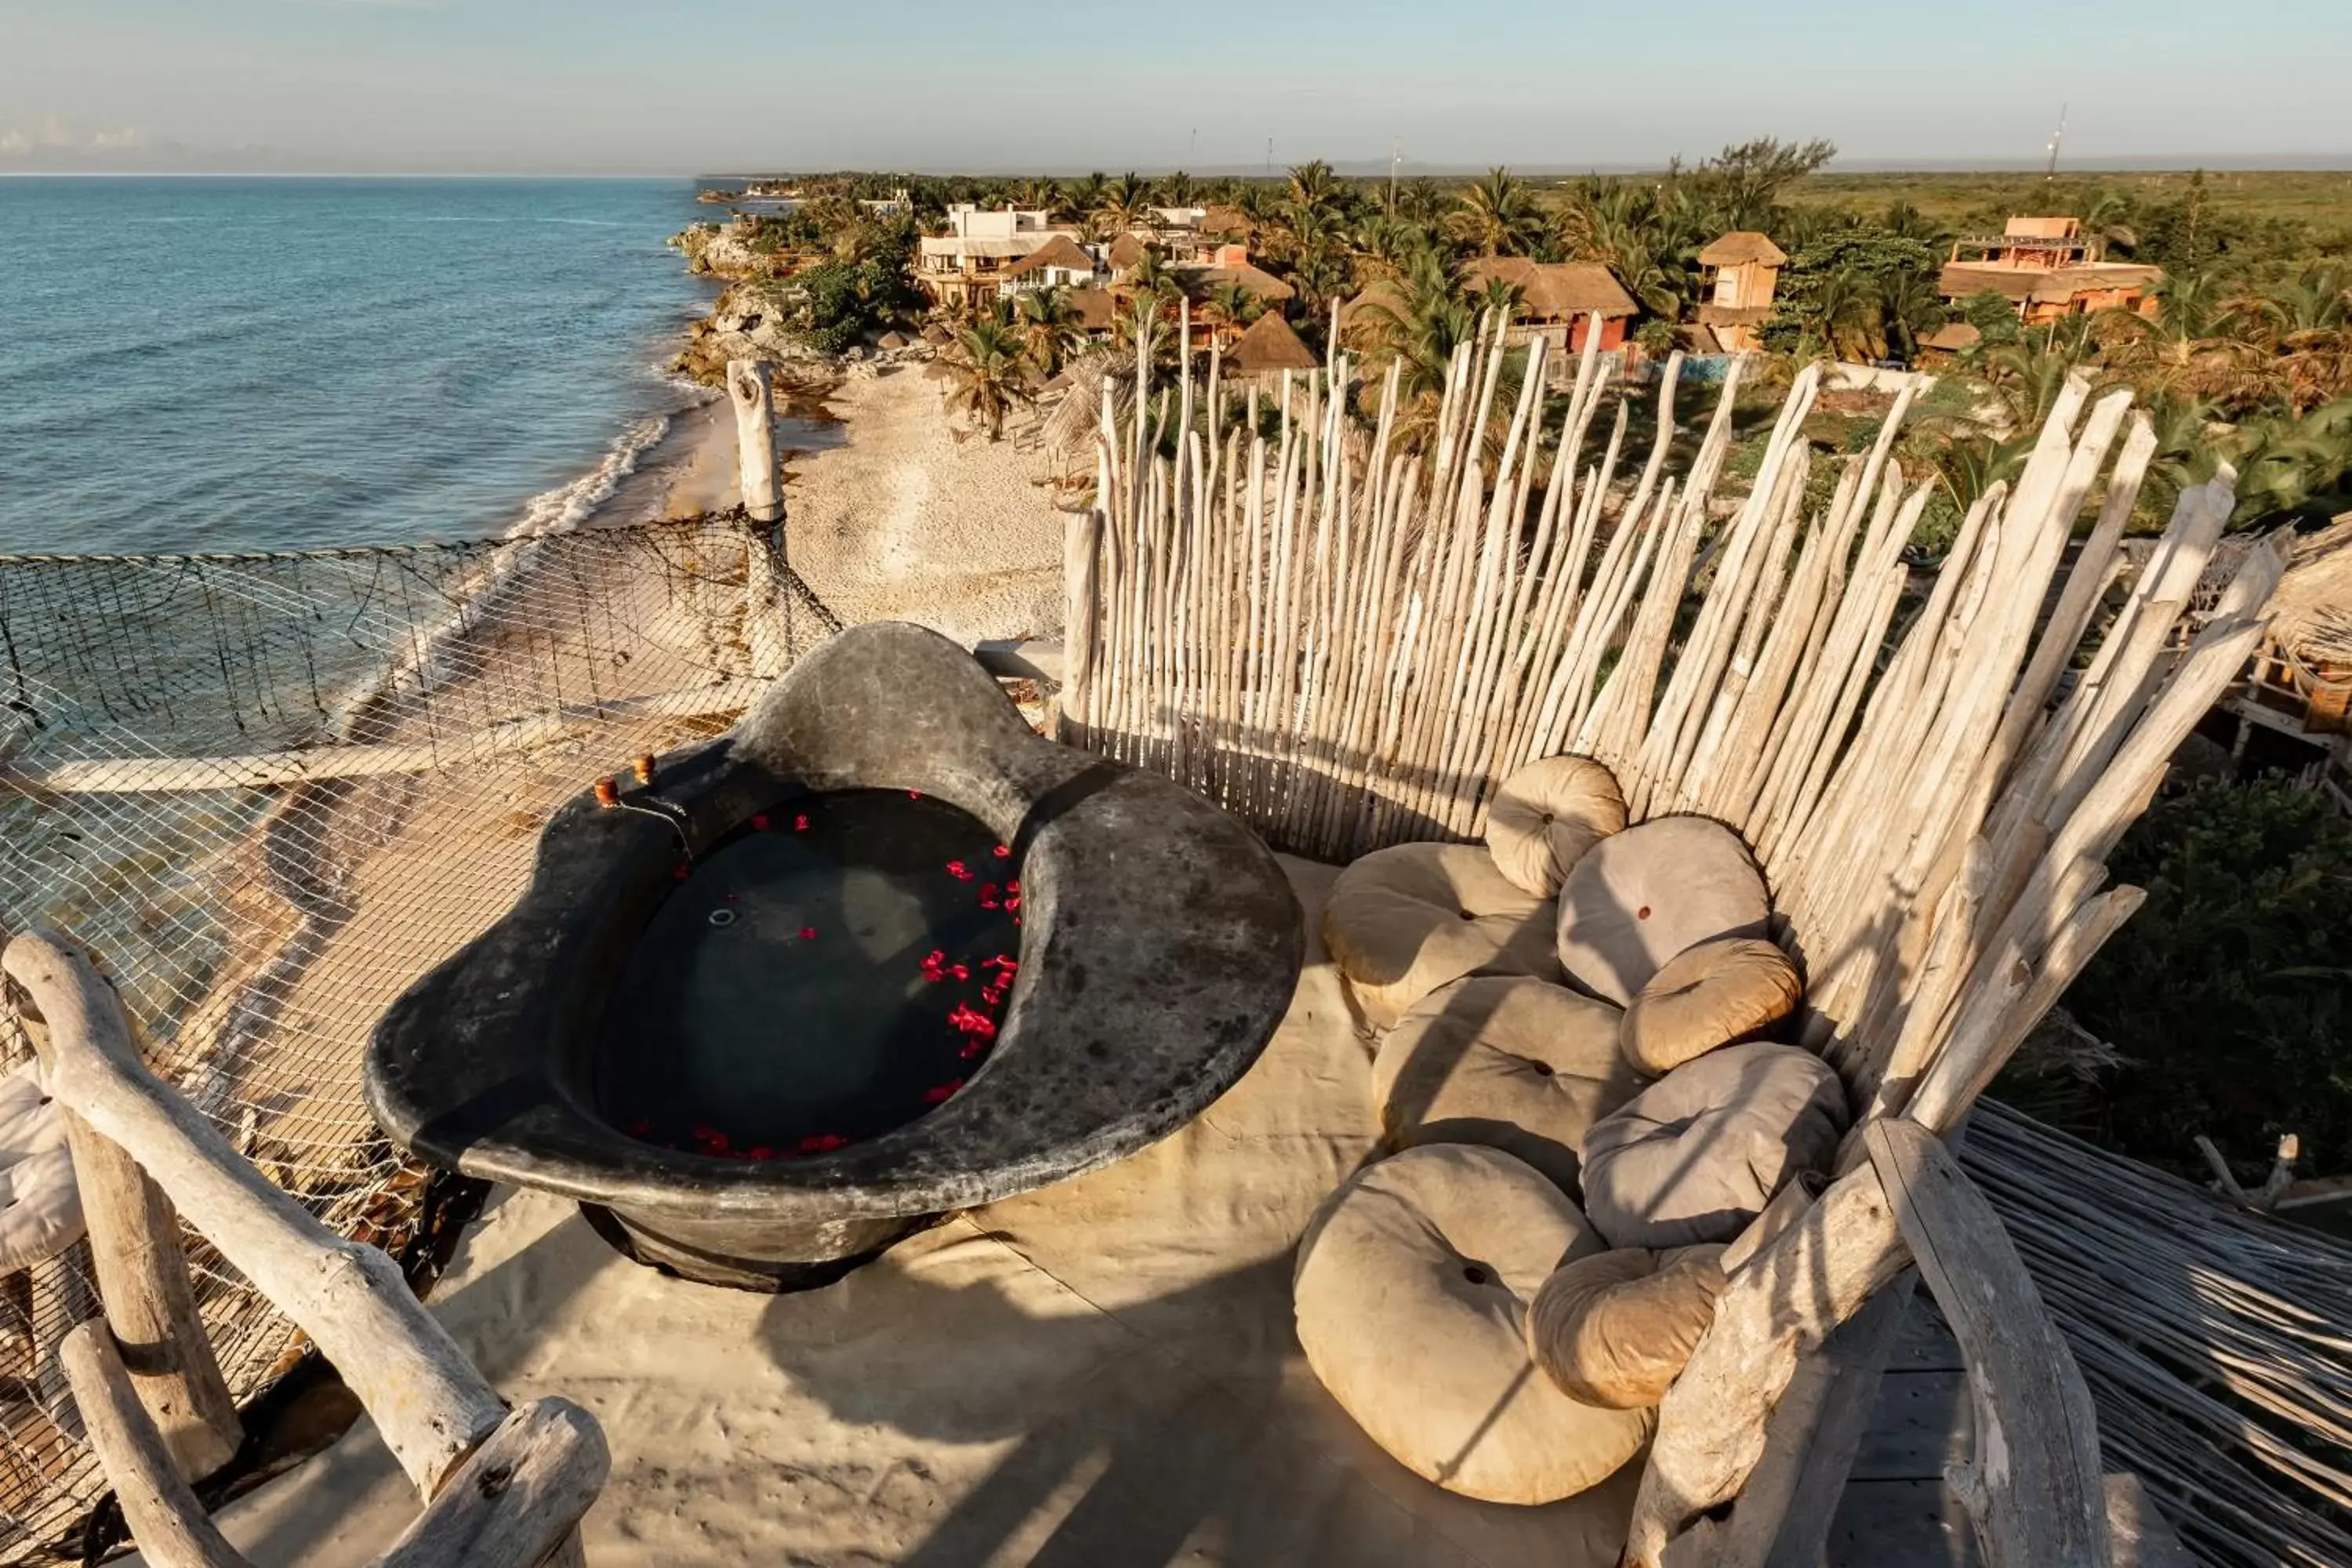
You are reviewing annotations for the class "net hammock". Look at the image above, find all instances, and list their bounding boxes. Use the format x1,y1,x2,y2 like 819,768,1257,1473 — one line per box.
0,514,835,1557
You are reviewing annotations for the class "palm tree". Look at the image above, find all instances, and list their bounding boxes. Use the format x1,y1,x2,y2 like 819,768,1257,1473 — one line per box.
2081,191,2140,260
1014,287,1083,378
1157,169,1197,208
1094,171,1149,232
1286,159,1343,218
1065,171,1108,216
1203,280,1262,338
1445,166,1546,257
1014,177,1063,217
945,319,1036,441
1354,249,1476,405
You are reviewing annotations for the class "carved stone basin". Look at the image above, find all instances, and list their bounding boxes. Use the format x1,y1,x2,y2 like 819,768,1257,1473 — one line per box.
366,622,1304,1290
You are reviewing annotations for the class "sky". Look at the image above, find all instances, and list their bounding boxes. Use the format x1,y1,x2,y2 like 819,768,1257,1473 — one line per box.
4,0,2349,176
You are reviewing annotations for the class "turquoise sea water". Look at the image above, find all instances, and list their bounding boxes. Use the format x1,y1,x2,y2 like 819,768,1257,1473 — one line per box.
0,177,714,555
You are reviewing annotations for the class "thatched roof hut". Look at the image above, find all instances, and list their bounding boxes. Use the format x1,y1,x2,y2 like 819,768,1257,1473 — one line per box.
1463,258,1637,321
1201,204,1253,238
1004,234,1098,279
1698,230,1789,267
1065,288,1117,334
1184,261,1295,304
1106,233,1150,272
1225,311,1319,376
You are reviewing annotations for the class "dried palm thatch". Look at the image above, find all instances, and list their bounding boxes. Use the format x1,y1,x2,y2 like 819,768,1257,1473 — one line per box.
1966,1099,2352,1568
2267,512,2352,666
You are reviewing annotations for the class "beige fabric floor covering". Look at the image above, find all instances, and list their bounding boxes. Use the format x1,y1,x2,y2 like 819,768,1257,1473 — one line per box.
157,857,1638,1567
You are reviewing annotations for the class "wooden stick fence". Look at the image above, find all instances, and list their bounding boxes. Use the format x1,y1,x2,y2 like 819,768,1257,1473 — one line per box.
1062,307,2281,1111
1061,306,2282,1564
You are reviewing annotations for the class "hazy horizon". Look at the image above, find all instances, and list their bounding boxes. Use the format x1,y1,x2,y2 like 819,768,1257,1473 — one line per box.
8,0,2351,179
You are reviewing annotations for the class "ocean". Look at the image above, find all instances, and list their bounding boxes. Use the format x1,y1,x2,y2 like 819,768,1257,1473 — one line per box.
0,176,717,556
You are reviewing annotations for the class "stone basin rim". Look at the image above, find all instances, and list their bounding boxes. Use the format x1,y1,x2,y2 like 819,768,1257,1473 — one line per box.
365,620,1305,1233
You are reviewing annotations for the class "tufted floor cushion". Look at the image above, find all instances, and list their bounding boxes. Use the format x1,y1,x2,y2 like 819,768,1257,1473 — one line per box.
0,1065,82,1276
1484,756,1628,897
1323,843,1559,1029
1372,977,1639,1192
1525,1244,1729,1409
1620,937,1803,1076
1294,1144,1655,1504
1555,816,1770,1006
1579,1043,1846,1248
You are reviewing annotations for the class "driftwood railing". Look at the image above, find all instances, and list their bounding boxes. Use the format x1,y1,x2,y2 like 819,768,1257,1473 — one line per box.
1,933,608,1567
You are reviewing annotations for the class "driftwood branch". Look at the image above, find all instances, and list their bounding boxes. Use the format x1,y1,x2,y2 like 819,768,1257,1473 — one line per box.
2,933,507,1497
1624,1158,1910,1566
374,1398,609,1568
1867,1116,2110,1566
58,1321,246,1568
728,359,783,524
12,979,241,1481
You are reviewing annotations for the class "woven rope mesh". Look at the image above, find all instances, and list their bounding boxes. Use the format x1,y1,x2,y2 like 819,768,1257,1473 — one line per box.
0,514,834,1557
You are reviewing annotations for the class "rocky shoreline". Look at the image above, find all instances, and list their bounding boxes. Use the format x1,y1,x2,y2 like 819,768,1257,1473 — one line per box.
665,220,933,389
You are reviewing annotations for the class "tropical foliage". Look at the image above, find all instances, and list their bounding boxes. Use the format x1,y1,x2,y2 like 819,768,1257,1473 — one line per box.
2056,779,2352,1183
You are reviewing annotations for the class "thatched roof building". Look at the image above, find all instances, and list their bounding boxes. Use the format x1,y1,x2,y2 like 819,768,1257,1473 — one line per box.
1225,312,1319,376
1697,230,1788,267
1463,257,1638,322
1004,234,1098,279
1106,234,1150,272
1182,260,1295,303
1065,288,1117,334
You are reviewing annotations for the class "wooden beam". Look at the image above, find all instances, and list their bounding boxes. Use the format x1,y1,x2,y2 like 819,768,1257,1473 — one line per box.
1624,1160,1911,1566
373,1399,608,1568
58,1321,249,1568
728,359,783,525
12,978,241,1483
1865,1118,2108,1566
1,679,767,795
2,934,508,1497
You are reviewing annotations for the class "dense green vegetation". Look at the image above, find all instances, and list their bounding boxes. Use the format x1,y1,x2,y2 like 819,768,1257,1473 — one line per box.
2055,779,2352,1184
717,149,2352,524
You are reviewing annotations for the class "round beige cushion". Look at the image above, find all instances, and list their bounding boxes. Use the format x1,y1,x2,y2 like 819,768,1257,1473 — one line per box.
1621,937,1803,1076
1294,1144,1654,1504
1372,976,1639,1192
1526,1245,1728,1409
1485,756,1628,897
1555,816,1770,1005
1581,1042,1846,1248
0,1065,82,1276
1323,842,1558,1029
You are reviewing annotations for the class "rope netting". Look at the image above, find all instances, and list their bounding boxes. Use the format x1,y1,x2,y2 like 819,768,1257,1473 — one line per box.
0,514,835,1557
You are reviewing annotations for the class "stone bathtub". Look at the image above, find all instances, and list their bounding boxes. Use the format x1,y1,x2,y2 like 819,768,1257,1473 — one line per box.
366,621,1304,1289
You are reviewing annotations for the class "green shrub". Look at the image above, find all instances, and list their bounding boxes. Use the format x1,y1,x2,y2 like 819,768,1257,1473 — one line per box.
2055,778,2352,1181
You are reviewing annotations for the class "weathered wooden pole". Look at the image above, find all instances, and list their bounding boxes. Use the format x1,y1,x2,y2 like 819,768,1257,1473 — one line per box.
727,359,784,525
6,949,241,1483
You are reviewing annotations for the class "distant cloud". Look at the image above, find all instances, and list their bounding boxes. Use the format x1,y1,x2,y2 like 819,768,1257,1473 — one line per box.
0,115,153,162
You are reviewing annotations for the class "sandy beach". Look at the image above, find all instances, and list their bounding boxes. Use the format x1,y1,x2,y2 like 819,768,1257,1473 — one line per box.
653,365,1069,647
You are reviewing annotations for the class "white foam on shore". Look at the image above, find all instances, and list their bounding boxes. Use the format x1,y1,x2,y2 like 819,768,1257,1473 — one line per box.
505,411,673,540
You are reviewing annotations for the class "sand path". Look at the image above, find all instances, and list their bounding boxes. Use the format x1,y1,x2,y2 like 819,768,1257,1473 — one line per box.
668,366,1068,646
